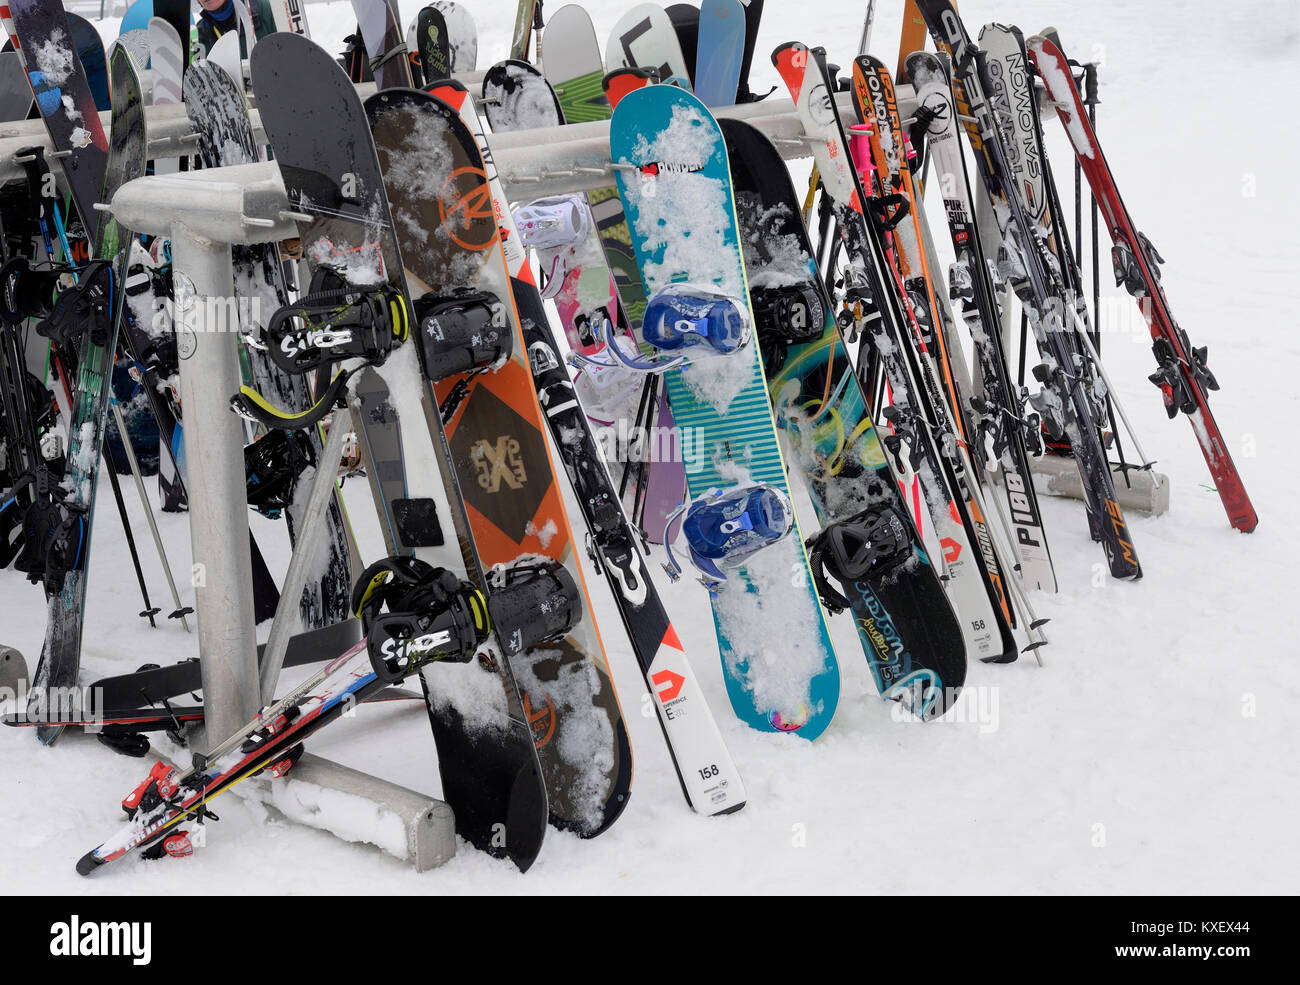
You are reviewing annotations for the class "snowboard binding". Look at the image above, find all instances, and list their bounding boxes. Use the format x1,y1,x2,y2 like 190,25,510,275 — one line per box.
663,484,795,591
244,430,314,520
36,259,115,348
263,282,408,375
414,288,511,382
0,256,64,325
642,285,751,356
515,195,590,253
806,504,915,615
14,494,85,596
751,282,826,374
353,555,491,685
485,558,582,656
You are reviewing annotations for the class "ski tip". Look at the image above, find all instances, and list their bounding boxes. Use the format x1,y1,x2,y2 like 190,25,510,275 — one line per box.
76,851,104,877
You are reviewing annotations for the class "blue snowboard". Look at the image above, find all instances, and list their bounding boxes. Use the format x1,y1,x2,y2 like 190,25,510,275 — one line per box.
611,85,840,739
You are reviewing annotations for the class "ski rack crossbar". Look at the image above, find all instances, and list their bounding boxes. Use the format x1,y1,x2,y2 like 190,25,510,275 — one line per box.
0,89,862,195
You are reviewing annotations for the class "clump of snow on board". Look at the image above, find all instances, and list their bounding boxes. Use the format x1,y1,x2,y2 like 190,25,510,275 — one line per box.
376,104,487,289
618,104,754,411
510,640,615,833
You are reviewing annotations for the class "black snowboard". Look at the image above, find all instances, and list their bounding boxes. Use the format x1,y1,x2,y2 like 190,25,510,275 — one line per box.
722,117,968,715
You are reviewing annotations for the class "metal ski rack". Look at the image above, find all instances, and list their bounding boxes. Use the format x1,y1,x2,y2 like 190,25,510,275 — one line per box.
106,161,455,872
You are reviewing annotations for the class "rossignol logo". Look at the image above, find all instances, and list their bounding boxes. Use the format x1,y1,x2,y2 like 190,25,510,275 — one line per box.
524,692,556,747
50,916,151,964
380,630,452,662
471,435,525,492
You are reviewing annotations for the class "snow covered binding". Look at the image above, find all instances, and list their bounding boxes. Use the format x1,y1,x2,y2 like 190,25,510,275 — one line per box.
664,484,795,589
244,430,315,520
750,282,825,374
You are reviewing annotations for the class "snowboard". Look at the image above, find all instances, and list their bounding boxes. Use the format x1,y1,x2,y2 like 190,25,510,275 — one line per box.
67,12,109,111
693,0,744,107
0,51,32,121
431,0,475,71
481,58,563,132
606,2,691,88
611,84,841,738
414,4,451,83
722,117,967,714
184,57,357,629
375,81,634,836
348,0,409,90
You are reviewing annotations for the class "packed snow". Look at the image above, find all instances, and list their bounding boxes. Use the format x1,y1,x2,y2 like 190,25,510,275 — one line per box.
0,0,1296,895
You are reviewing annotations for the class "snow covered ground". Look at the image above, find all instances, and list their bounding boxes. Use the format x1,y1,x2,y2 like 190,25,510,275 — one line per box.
1,0,1297,894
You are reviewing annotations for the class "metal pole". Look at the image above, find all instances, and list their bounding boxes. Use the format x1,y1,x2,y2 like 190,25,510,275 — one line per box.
172,227,260,743
109,396,193,630
259,406,352,703
100,431,158,627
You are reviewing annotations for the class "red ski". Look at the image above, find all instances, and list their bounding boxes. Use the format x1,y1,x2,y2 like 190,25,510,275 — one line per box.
1028,34,1257,533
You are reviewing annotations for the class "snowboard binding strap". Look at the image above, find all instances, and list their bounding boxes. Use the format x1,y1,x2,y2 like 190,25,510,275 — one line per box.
806,504,915,615
35,259,114,347
353,555,491,685
230,368,355,434
414,289,512,382
263,284,408,375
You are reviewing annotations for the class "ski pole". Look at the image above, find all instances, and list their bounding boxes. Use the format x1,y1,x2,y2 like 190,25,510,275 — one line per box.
109,396,192,630
101,432,159,627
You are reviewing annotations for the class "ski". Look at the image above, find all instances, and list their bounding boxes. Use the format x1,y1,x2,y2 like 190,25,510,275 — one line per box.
1027,33,1257,533
914,0,1142,580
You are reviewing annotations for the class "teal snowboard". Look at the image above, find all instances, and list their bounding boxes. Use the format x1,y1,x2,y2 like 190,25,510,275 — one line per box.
611,85,839,739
